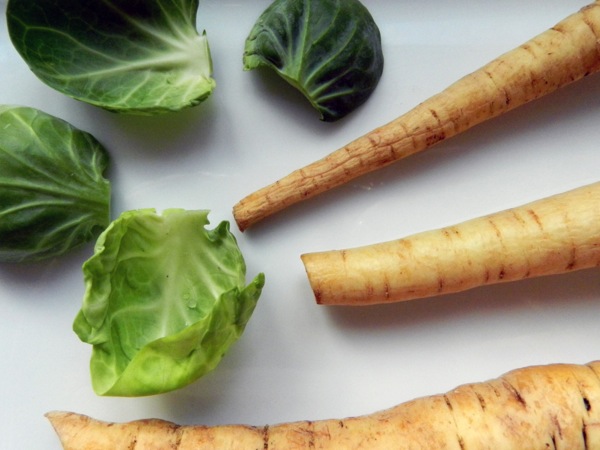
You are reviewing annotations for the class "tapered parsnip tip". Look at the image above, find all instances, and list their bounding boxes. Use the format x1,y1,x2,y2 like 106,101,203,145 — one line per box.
232,194,264,232
233,183,287,232
46,410,77,429
233,170,319,232
45,412,86,450
46,411,188,450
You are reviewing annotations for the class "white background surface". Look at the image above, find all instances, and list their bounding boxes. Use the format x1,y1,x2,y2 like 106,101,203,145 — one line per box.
2,1,600,448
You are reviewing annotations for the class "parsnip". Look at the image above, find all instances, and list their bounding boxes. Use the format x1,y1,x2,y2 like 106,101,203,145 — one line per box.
301,181,600,306
48,360,600,449
233,1,600,231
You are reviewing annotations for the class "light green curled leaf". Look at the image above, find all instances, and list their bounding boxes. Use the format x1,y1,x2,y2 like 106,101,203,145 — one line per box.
244,0,384,122
73,209,265,397
0,105,111,263
6,0,215,115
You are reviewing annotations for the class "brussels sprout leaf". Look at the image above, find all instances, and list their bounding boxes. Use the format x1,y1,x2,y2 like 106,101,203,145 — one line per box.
6,0,215,115
244,0,384,122
0,106,111,263
73,209,265,397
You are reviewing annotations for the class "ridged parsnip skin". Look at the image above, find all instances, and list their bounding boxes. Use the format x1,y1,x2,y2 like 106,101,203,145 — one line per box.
233,1,600,231
301,182,600,306
48,361,600,449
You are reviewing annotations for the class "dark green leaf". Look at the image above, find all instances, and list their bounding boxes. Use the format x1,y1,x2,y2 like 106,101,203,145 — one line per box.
6,0,215,115
0,106,111,262
244,0,384,122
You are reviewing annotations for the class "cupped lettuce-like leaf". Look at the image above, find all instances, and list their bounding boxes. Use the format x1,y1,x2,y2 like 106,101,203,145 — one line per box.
73,208,265,397
244,0,384,122
0,106,111,263
6,0,215,115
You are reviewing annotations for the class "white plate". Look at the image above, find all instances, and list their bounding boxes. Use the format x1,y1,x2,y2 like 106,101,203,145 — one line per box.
2,1,600,448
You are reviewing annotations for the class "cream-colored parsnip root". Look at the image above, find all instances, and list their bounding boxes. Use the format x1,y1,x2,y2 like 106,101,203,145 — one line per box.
233,1,600,231
301,181,600,306
48,360,600,449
